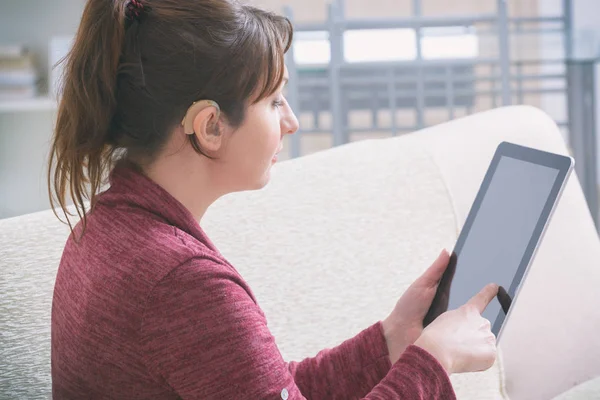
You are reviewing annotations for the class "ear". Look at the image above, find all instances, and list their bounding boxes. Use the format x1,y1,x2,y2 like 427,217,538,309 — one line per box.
181,100,222,152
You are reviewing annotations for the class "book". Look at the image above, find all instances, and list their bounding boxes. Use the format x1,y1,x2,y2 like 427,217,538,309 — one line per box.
0,51,38,86
0,53,34,69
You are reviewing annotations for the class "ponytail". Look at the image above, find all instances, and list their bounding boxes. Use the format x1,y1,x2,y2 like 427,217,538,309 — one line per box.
48,0,126,236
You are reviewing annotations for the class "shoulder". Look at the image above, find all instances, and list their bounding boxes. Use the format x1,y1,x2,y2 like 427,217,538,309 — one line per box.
74,201,221,280
144,256,256,310
140,256,264,358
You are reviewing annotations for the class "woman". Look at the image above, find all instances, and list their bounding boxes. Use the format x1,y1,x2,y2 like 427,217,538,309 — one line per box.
49,0,498,398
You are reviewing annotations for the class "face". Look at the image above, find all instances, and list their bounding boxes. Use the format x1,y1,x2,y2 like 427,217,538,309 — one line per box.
217,68,299,191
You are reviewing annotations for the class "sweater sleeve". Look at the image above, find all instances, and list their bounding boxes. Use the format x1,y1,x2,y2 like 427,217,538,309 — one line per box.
288,322,393,398
139,258,456,399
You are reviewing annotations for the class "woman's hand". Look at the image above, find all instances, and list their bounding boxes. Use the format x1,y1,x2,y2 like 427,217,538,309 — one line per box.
381,249,451,364
414,283,499,374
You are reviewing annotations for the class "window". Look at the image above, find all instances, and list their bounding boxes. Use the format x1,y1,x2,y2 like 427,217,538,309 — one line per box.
293,31,330,65
292,26,479,65
344,28,416,62
421,26,479,59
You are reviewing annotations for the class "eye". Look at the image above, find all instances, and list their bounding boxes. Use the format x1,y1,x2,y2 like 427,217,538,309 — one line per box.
272,97,284,108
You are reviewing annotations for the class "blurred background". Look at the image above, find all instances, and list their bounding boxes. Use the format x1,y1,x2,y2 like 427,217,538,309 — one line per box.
0,0,599,229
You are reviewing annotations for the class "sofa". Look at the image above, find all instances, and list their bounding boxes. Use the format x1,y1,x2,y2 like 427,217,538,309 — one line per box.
1,105,599,399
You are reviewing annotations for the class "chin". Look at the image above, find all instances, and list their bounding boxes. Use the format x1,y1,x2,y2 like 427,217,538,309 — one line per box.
256,174,271,189
240,173,271,192
257,167,274,189
234,164,274,192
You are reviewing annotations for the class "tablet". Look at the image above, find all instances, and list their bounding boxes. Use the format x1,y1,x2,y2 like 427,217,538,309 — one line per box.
423,141,574,342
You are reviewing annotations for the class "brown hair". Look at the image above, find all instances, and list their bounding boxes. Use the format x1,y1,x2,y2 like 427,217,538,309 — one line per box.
48,0,293,234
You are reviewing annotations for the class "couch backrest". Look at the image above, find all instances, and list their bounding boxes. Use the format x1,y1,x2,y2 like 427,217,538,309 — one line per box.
0,209,70,398
408,105,600,399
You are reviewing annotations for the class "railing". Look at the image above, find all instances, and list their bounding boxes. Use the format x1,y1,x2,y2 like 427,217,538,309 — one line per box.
282,0,599,231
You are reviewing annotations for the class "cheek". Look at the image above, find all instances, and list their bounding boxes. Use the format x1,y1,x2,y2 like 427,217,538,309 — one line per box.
227,107,281,177
257,112,281,158
228,130,270,176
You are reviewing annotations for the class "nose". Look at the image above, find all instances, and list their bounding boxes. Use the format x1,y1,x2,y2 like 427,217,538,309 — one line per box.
281,103,299,136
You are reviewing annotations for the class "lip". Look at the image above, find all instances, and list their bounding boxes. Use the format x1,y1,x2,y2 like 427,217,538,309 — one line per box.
273,147,283,161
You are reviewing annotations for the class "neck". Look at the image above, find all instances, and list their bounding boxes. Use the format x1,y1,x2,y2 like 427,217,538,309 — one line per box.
140,150,224,222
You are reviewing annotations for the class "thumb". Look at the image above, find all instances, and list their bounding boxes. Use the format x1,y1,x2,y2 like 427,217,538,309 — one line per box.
417,249,450,287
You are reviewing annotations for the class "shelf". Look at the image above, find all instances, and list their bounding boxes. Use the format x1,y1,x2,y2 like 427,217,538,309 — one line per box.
0,96,58,113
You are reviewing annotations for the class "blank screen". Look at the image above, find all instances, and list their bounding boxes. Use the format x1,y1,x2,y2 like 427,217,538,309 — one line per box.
448,156,559,332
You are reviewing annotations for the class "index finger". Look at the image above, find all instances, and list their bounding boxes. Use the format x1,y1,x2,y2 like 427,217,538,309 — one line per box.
466,283,499,314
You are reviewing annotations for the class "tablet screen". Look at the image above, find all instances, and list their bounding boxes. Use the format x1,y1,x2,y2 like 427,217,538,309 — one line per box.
425,155,560,335
443,156,559,334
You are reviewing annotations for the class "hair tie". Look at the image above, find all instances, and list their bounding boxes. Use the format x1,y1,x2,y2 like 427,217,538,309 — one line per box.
125,0,150,23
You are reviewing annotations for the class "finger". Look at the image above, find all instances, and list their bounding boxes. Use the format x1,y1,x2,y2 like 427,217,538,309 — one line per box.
417,249,451,287
466,283,499,314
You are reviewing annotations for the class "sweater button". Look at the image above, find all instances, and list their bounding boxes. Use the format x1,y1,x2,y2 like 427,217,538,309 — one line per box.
281,388,289,399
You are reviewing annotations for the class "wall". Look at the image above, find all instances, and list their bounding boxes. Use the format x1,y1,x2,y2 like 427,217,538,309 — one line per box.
570,0,600,58
0,0,85,218
252,0,536,20
538,0,600,183
0,111,56,218
570,0,600,208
